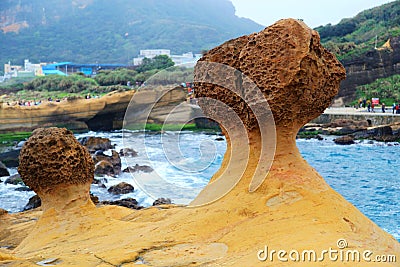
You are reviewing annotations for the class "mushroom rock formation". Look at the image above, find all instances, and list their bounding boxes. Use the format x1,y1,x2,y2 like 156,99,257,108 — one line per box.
193,18,347,200
191,18,399,263
18,127,95,211
3,19,399,266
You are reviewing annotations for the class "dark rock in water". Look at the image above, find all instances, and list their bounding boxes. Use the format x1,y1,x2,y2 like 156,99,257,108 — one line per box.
101,198,143,210
15,186,31,192
23,195,41,211
93,150,121,176
107,182,134,195
0,161,10,177
316,134,324,141
0,208,8,216
94,160,115,177
215,137,224,141
153,198,172,206
123,164,153,173
328,119,369,128
5,173,24,185
79,136,113,153
92,178,107,188
90,193,99,204
333,135,355,145
0,149,20,167
375,125,393,136
119,148,138,157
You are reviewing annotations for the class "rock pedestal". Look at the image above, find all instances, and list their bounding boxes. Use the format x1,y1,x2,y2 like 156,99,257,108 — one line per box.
1,19,398,267
18,127,94,211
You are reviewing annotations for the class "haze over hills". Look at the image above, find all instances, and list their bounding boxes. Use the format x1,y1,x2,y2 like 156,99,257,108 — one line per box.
0,0,263,71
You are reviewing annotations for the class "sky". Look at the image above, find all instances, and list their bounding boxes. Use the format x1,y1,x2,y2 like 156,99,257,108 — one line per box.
229,0,395,28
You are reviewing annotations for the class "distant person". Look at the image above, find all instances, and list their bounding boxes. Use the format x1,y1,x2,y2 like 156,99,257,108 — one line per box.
393,103,396,114
362,99,367,108
367,103,371,112
371,102,375,113
397,104,400,114
381,103,385,113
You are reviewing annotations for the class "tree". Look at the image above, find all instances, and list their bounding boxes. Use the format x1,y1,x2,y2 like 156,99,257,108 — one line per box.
136,55,174,72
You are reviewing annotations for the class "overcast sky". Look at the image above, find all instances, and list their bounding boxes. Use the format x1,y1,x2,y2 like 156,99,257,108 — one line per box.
230,0,395,28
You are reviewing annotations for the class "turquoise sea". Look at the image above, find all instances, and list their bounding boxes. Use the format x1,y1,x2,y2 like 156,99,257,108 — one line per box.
0,131,399,241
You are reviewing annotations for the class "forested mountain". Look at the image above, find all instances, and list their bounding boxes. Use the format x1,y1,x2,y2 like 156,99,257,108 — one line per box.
315,0,400,62
314,0,400,103
0,0,262,71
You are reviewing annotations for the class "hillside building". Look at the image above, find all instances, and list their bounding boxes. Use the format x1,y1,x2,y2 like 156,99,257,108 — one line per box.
133,49,201,67
1,60,128,81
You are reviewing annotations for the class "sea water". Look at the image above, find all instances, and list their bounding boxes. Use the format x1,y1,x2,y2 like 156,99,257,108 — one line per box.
0,131,398,241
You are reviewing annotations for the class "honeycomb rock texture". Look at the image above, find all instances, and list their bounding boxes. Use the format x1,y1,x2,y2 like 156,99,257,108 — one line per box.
18,127,94,193
194,19,346,131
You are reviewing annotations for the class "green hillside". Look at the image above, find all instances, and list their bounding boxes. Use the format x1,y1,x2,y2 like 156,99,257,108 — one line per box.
0,0,263,71
315,0,400,62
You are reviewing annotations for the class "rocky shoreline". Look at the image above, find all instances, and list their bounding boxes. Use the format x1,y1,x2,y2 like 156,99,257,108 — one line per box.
299,119,400,144
1,119,399,213
0,135,166,213
0,19,398,266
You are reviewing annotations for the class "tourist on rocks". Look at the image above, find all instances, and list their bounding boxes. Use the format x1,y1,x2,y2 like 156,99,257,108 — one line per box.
381,103,385,113
371,102,375,113
367,102,371,112
393,103,396,114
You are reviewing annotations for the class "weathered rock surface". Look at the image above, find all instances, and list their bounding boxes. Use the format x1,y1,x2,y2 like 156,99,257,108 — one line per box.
18,128,94,193
195,19,345,131
300,120,400,142
0,161,9,177
92,178,107,188
0,90,135,133
0,208,8,216
334,135,355,145
119,148,138,157
0,149,20,167
79,136,113,153
122,164,153,173
107,182,134,195
23,195,41,211
153,198,172,206
93,150,121,176
4,173,23,185
101,198,143,210
339,36,400,104
0,19,398,267
18,127,94,211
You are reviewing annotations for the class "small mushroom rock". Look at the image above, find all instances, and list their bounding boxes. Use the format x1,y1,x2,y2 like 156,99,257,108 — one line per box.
18,127,94,211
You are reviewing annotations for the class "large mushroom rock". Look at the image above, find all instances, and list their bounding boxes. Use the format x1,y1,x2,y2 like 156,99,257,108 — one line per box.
3,20,399,266
190,18,399,263
193,18,347,199
18,127,94,211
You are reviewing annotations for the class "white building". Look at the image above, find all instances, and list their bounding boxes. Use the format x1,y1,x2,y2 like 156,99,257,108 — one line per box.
133,49,171,65
133,49,201,67
170,52,202,67
24,59,44,76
